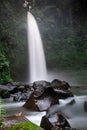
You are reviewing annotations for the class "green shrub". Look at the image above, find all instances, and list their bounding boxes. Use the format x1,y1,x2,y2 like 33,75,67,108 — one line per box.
0,90,10,98
0,53,12,84
0,98,6,128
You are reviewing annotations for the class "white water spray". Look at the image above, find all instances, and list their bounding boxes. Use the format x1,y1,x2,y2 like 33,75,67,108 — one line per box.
27,12,47,83
47,96,87,129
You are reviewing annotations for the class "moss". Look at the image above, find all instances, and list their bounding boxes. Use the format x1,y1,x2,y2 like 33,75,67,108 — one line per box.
7,122,43,130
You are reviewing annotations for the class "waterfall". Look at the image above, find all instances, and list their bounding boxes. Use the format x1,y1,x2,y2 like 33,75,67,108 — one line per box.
27,12,47,83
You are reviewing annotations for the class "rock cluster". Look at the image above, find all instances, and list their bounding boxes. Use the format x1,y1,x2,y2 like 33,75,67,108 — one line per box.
0,79,84,130
23,79,73,111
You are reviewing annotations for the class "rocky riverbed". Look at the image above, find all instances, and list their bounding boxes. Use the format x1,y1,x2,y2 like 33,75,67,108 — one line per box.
0,79,87,130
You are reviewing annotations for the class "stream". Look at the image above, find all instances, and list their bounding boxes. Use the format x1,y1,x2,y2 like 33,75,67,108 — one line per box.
2,98,46,126
2,86,87,129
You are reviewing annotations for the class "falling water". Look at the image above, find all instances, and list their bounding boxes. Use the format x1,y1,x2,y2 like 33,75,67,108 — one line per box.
27,12,47,83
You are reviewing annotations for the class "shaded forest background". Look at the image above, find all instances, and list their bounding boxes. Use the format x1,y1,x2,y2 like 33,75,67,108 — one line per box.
0,0,87,83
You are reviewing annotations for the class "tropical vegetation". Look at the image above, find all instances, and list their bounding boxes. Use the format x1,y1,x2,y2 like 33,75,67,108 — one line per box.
0,0,87,83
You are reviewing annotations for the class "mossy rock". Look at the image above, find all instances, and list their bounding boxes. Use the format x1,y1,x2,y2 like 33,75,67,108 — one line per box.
7,122,43,130
0,90,10,98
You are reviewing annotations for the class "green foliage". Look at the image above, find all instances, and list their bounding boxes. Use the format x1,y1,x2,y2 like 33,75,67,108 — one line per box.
0,0,28,80
8,122,43,130
0,90,10,98
0,53,12,83
45,25,87,69
0,98,6,128
0,0,87,81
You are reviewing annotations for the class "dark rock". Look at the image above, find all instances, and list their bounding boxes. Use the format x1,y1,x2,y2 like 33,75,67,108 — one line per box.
36,86,73,106
12,90,32,102
11,82,24,86
51,79,62,87
23,80,73,111
33,80,51,97
67,99,75,106
40,116,53,130
9,87,19,94
9,83,33,101
25,83,33,90
51,79,71,91
9,82,34,95
9,85,31,94
51,79,73,97
84,101,87,112
23,86,73,111
40,113,71,130
23,92,39,111
0,84,15,91
17,85,25,92
36,87,59,111
55,114,70,128
36,87,59,100
23,87,59,111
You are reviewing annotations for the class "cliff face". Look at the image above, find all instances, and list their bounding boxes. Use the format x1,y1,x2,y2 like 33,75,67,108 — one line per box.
0,0,87,81
34,0,87,31
33,0,87,68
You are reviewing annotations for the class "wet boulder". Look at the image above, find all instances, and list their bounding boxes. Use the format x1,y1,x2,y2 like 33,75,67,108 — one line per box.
23,85,73,111
9,83,33,102
40,114,71,130
35,87,59,111
84,101,87,112
33,80,51,97
40,116,53,130
23,79,73,111
51,79,71,91
23,92,39,111
9,84,32,95
0,84,15,92
12,90,32,102
51,79,73,97
40,112,80,130
9,85,25,94
23,87,59,111
36,87,71,110
45,96,87,130
24,81,58,111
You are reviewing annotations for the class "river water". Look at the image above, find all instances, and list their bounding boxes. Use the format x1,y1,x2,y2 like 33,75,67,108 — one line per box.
2,70,87,129
2,85,87,129
2,98,46,126
47,95,87,129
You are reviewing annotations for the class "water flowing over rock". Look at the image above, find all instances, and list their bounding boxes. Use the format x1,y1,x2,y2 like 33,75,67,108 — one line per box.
42,95,87,130
40,114,71,130
84,101,87,112
23,79,73,111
